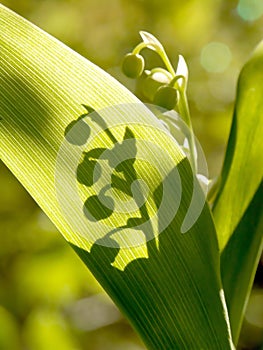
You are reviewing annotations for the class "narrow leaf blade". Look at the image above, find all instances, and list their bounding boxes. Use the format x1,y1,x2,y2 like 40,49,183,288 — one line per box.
221,183,263,344
213,42,263,250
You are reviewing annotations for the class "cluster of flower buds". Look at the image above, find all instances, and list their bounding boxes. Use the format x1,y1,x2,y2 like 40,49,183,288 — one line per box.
122,31,189,112
122,32,200,176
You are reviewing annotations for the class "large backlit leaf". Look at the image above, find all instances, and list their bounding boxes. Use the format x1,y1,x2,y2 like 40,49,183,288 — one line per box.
0,5,234,349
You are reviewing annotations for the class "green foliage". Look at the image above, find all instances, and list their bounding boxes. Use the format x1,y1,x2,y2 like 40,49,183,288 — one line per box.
221,184,263,345
212,40,263,344
213,42,263,250
0,5,234,350
125,29,263,349
0,2,263,350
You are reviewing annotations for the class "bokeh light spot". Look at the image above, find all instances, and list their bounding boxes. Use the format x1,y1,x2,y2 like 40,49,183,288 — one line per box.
237,0,263,21
200,42,232,73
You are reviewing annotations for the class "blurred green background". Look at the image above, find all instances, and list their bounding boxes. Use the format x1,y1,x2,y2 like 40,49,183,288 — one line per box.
0,0,263,349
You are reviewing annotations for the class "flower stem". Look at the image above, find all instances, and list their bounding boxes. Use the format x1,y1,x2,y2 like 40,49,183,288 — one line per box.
177,89,197,173
133,39,197,172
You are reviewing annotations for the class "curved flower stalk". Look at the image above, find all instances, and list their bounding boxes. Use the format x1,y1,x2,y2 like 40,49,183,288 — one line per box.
123,31,197,174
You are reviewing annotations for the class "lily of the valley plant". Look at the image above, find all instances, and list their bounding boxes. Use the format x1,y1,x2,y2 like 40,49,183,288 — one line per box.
0,5,262,350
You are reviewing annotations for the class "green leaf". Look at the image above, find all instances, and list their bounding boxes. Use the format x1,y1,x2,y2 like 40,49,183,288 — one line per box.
221,183,263,345
212,41,263,346
0,5,234,349
213,41,263,250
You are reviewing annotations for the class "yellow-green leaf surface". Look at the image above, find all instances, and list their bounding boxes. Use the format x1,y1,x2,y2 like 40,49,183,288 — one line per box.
0,5,234,349
213,41,263,250
221,183,263,345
